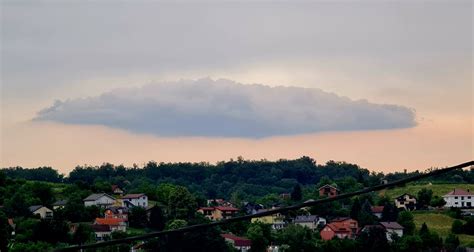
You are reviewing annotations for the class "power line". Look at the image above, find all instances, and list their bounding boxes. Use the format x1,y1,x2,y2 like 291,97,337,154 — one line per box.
57,160,474,251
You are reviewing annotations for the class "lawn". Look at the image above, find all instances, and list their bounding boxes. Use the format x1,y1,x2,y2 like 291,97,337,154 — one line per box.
379,183,474,199
413,212,474,246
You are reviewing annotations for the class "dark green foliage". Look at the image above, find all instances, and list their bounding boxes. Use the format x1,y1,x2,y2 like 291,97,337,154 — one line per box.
356,225,389,252
0,210,10,252
397,211,416,235
9,241,53,252
381,202,398,222
246,222,272,252
276,224,319,252
290,184,302,201
463,217,474,235
148,206,166,230
350,198,361,220
32,219,70,244
416,188,433,209
452,219,464,234
72,223,93,245
1,167,63,183
445,233,460,252
430,196,446,208
129,206,148,228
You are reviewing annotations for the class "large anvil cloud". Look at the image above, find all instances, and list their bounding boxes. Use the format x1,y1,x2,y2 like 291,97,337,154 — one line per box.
35,78,416,138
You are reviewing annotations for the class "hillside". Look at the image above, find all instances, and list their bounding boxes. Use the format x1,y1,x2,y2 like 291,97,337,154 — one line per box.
380,183,474,199
413,212,474,246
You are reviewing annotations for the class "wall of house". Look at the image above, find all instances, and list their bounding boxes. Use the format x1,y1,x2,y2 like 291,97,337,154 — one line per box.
33,207,53,219
320,226,335,240
444,195,474,208
124,196,148,207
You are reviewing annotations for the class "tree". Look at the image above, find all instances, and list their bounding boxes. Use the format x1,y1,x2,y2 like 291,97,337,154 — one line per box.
381,202,398,222
129,206,148,228
246,222,272,252
0,211,10,252
429,196,446,208
148,206,166,230
276,224,318,252
417,188,433,209
290,184,302,201
418,223,442,250
451,219,464,234
30,182,54,206
445,233,460,252
357,225,389,252
166,219,187,230
397,211,416,235
168,186,197,219
350,198,361,220
72,223,93,245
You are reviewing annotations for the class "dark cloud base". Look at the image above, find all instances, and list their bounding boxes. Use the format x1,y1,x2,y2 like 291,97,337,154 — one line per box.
35,78,416,138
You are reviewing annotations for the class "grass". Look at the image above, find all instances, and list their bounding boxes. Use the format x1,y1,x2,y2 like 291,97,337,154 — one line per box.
379,183,474,199
413,212,474,246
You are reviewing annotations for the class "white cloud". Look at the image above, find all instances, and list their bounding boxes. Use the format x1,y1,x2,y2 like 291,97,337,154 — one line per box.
35,78,416,138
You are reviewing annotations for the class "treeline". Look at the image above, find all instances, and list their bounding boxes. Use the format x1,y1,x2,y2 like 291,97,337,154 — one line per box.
2,157,473,200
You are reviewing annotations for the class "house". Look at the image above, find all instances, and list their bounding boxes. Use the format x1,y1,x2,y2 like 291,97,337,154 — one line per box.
83,193,116,207
280,193,291,200
320,218,358,240
371,206,385,219
443,189,473,208
94,217,127,232
29,205,53,219
319,184,340,198
394,193,417,211
52,199,68,210
251,208,286,230
293,215,326,230
91,224,112,241
122,193,148,208
243,202,264,215
104,206,129,221
197,206,239,221
380,222,404,241
111,185,124,195
221,234,252,252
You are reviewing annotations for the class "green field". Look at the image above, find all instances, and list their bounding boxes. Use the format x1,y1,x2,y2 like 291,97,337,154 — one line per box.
413,212,474,246
379,183,474,199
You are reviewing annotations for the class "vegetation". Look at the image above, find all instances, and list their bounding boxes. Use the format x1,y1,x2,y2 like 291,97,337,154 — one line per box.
1,157,473,251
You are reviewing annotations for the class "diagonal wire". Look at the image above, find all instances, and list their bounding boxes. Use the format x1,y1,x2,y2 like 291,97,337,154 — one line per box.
57,160,474,251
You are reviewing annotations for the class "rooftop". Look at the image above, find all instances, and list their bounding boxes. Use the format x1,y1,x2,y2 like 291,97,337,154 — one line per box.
83,193,115,201
444,188,473,196
221,234,252,247
380,222,404,230
122,193,146,199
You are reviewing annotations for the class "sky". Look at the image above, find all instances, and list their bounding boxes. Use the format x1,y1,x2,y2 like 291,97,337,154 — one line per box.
1,0,472,174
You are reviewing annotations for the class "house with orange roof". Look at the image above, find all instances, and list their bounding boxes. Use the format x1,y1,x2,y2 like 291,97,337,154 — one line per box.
320,218,358,240
94,217,127,232
221,233,252,251
443,188,473,208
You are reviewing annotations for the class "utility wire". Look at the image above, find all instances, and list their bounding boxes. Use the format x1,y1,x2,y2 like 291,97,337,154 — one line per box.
57,160,474,251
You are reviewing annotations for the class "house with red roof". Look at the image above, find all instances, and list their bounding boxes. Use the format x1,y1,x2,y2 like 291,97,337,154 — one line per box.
320,218,358,240
221,234,252,252
94,217,127,232
371,206,385,219
443,188,473,208
318,184,340,198
197,206,239,220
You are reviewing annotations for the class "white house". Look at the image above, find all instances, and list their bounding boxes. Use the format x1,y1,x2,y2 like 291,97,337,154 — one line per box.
29,205,53,219
91,224,112,241
394,193,417,211
293,215,326,230
122,193,148,208
380,222,404,241
443,189,474,208
83,193,116,207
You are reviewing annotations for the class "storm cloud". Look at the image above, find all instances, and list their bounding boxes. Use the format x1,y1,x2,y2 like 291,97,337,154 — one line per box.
35,79,416,138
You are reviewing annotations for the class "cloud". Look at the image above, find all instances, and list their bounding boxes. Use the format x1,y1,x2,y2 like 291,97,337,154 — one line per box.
35,78,416,138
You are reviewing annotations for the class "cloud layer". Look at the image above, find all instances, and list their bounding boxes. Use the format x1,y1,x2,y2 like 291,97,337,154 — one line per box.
35,79,416,138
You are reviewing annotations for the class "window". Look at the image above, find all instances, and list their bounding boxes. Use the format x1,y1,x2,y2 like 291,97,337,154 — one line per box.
462,197,464,200
455,197,458,199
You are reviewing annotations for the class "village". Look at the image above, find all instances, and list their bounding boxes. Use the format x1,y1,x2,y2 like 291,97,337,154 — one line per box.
17,184,474,251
